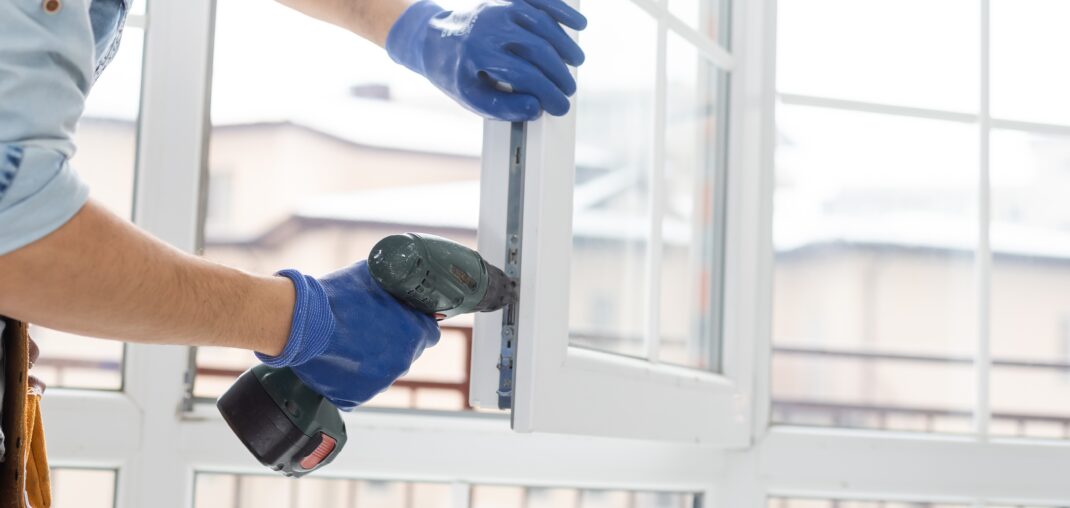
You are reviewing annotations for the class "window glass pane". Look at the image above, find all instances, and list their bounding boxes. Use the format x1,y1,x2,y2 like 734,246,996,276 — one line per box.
52,468,116,508
777,0,978,113
471,486,696,508
198,0,484,411
33,27,145,391
992,0,1070,125
771,104,978,433
668,0,729,46
471,485,525,507
990,129,1070,438
568,0,656,359
769,498,969,508
31,326,124,390
78,28,142,219
657,34,726,371
129,0,146,16
194,474,451,508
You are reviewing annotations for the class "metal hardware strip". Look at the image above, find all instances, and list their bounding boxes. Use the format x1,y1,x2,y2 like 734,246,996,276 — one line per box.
497,121,526,410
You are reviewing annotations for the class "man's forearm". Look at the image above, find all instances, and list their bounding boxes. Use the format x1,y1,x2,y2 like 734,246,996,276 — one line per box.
275,0,412,47
0,201,292,356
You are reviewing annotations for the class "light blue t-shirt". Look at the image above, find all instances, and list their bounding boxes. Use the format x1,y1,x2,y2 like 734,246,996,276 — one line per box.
0,0,129,461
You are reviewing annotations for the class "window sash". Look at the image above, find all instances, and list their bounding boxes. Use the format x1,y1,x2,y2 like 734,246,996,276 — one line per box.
468,0,763,445
42,0,727,506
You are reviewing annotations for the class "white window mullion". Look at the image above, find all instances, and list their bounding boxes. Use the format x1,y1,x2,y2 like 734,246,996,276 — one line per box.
777,93,978,124
644,16,669,362
717,449,766,507
450,481,471,508
749,0,777,443
778,98,1070,138
975,0,993,441
989,117,1070,136
125,0,216,506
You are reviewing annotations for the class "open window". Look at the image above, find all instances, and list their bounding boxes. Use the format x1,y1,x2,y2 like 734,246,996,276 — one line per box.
470,0,763,444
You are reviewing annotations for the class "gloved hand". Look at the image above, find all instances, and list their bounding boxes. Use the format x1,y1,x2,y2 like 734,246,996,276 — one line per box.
255,261,440,410
386,0,588,122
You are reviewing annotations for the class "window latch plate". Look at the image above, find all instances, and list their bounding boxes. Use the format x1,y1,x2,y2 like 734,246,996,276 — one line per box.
497,121,526,410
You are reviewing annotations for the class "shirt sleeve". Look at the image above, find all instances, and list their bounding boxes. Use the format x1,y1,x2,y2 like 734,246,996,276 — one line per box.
0,145,90,254
0,0,95,255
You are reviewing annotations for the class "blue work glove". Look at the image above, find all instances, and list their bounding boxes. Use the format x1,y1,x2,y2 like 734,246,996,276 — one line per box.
255,261,440,410
386,0,588,122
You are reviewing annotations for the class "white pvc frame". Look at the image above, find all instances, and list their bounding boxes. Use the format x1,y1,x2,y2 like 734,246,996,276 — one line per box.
471,0,760,446
40,0,723,506
42,0,1070,506
734,0,1070,506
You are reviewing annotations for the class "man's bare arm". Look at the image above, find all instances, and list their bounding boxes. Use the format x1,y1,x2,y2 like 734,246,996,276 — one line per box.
275,0,412,47
0,201,292,356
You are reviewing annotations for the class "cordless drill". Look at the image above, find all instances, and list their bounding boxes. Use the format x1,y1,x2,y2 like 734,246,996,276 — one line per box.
216,233,514,477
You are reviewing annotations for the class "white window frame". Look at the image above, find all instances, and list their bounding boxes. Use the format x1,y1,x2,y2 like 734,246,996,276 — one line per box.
42,0,1070,506
470,0,764,446
727,0,1070,506
41,0,728,506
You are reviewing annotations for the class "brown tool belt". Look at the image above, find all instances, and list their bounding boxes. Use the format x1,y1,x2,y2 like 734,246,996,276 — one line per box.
0,318,48,508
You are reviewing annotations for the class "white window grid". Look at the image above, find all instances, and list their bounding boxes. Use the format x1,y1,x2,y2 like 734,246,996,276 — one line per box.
468,0,753,444
39,0,1070,506
752,0,1070,505
42,0,726,506
624,0,733,371
765,0,1070,438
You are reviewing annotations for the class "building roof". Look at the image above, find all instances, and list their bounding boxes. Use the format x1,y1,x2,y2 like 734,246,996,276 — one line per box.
292,182,1070,262
297,180,481,231
213,92,484,159
294,179,667,243
216,180,1070,263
